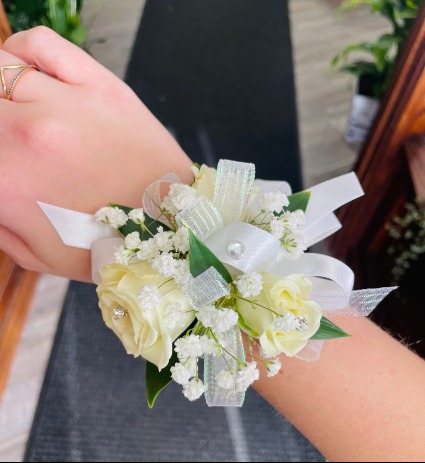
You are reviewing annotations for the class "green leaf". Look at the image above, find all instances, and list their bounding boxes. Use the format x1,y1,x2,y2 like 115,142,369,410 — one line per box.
237,312,259,338
146,350,178,408
286,191,311,213
311,317,351,340
109,204,169,240
146,319,197,407
189,230,233,284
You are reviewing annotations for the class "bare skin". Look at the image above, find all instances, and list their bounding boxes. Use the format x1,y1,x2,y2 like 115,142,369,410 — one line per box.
1,27,424,462
0,27,192,281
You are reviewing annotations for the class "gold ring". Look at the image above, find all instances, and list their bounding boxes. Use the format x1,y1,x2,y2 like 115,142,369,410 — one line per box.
0,65,40,101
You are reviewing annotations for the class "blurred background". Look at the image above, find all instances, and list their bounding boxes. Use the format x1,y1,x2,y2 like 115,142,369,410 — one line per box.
0,1,424,461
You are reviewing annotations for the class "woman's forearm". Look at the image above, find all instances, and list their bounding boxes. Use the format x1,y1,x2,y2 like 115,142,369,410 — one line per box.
252,316,425,462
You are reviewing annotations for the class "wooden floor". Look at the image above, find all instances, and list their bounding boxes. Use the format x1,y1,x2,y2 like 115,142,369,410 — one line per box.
0,0,388,460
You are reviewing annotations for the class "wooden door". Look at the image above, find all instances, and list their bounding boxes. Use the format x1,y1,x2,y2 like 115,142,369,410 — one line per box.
328,5,425,357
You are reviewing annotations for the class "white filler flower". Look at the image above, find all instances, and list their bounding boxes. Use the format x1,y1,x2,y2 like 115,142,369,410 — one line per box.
170,362,193,385
174,335,205,359
258,191,289,213
265,359,282,377
183,378,207,401
95,206,128,229
137,285,161,310
161,184,197,215
125,231,142,249
137,238,160,262
236,362,260,392
235,272,263,298
128,208,145,224
173,227,190,254
216,370,235,390
151,253,177,277
197,306,238,334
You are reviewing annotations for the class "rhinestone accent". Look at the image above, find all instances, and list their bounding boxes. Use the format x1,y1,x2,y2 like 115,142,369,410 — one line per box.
227,241,245,260
295,317,309,332
112,306,127,320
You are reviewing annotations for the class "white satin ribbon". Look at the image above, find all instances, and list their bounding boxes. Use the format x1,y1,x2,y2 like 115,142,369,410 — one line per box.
205,222,280,273
301,172,364,247
37,201,116,249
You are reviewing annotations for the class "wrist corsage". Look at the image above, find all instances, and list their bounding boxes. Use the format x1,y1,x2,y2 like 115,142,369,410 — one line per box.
38,160,395,407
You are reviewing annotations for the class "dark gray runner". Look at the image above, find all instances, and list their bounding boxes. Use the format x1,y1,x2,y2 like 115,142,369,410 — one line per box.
25,1,323,460
125,0,302,188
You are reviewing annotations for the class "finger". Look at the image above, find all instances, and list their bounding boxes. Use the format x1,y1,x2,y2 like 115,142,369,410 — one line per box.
3,27,106,85
0,48,62,102
0,225,47,272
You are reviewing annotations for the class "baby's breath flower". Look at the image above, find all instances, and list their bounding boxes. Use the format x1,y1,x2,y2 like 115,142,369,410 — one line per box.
235,271,263,298
170,362,193,385
114,245,133,265
173,226,190,254
95,206,128,229
161,184,197,215
273,311,297,333
137,238,160,262
280,232,306,260
269,217,285,239
258,191,289,213
151,253,177,277
265,359,282,377
137,285,161,310
197,306,238,334
200,335,222,356
279,211,298,231
125,231,142,249
128,208,145,224
236,362,260,392
293,210,305,226
154,226,174,253
163,302,188,330
174,335,204,359
173,260,192,287
216,369,235,390
182,378,206,401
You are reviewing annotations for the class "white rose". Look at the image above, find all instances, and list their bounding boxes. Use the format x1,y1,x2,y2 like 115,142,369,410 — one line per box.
237,273,322,357
97,261,196,370
191,164,217,201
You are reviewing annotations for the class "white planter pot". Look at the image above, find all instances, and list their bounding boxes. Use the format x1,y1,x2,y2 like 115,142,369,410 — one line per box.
345,93,380,145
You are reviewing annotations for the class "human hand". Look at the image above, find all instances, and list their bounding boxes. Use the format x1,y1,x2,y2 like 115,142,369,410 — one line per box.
0,27,192,281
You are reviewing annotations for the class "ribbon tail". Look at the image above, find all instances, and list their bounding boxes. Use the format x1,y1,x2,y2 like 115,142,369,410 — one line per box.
204,327,246,407
296,340,324,362
313,286,397,317
38,201,116,249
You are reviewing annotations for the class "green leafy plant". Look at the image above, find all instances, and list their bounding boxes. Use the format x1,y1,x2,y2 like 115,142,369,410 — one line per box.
331,0,422,99
4,0,87,47
386,198,425,284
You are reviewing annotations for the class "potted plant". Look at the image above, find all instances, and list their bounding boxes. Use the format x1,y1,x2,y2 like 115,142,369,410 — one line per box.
4,0,87,47
332,0,421,144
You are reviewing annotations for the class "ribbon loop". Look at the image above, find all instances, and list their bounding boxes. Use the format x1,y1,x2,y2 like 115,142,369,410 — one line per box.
142,173,182,226
176,197,223,241
214,160,255,224
183,267,230,310
204,326,246,407
205,222,281,273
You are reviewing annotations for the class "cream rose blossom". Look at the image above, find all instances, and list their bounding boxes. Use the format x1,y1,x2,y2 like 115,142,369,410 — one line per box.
237,273,322,357
97,261,196,370
191,164,217,200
